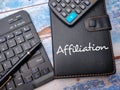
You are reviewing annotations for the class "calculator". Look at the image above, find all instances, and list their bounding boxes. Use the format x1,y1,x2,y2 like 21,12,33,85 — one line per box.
49,0,99,25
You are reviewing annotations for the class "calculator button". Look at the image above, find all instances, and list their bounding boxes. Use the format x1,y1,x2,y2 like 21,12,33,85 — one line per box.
56,0,61,3
61,11,67,17
66,7,72,13
84,0,91,6
70,3,76,9
65,0,71,4
56,7,62,12
66,11,78,23
75,8,81,14
74,0,81,4
80,4,86,10
61,2,66,8
51,2,57,7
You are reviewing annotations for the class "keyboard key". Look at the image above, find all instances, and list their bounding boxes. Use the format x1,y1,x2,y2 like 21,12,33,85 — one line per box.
80,4,86,10
32,72,41,79
56,6,62,12
0,43,8,51
66,11,78,23
14,76,24,87
31,67,39,74
23,26,31,32
14,46,23,54
0,64,3,72
41,68,50,75
22,42,31,51
3,61,12,70
7,39,16,48
16,15,22,20
18,52,26,59
0,54,6,62
5,50,14,58
51,2,57,7
24,75,33,83
14,71,20,77
30,39,39,46
11,56,19,65
6,33,14,40
61,11,67,17
16,36,25,44
0,70,8,76
8,18,14,24
24,31,33,40
0,37,6,43
14,29,22,36
32,50,41,57
65,0,70,3
28,56,44,68
6,80,15,90
20,64,29,73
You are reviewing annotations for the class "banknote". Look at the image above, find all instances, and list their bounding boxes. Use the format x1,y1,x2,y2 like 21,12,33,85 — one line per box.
0,0,120,90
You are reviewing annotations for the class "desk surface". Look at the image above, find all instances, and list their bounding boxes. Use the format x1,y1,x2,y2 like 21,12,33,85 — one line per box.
0,0,120,90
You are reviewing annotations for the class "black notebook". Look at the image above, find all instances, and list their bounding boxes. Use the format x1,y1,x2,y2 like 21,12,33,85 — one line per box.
49,0,116,78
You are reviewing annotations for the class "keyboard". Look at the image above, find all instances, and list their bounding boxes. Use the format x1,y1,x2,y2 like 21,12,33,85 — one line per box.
1,45,53,90
0,11,53,90
49,0,99,26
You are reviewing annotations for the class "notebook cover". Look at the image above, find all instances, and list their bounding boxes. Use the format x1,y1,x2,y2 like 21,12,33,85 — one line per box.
50,0,116,78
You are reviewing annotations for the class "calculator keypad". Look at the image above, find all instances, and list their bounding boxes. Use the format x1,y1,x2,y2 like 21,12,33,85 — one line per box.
49,0,98,25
